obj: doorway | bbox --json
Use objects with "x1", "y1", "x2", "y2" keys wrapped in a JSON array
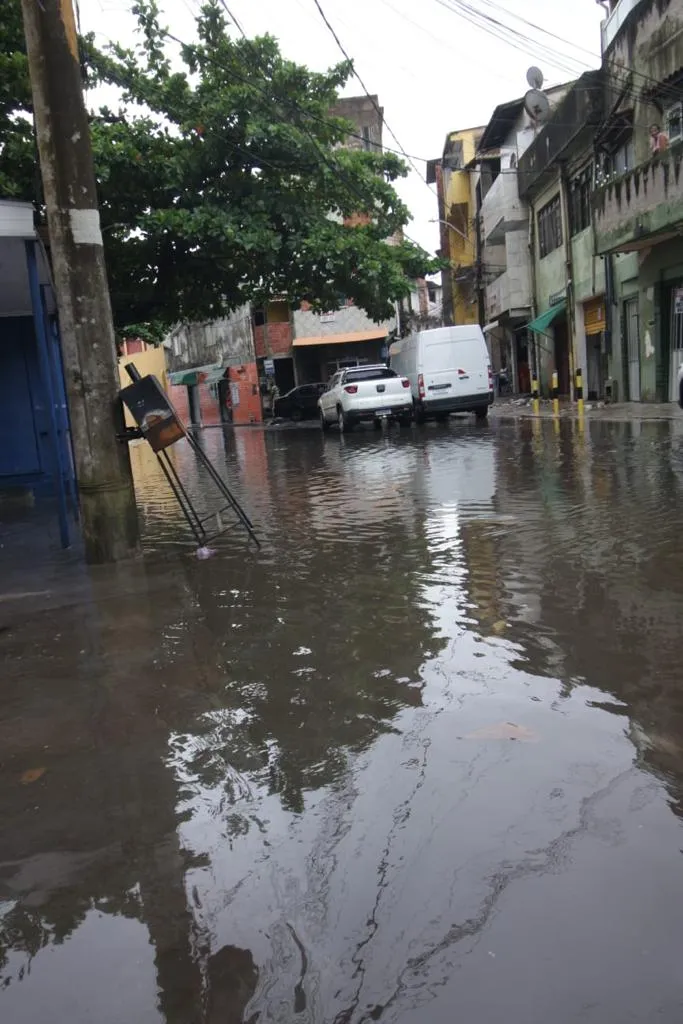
[
  {"x1": 624, "y1": 296, "x2": 640, "y2": 401},
  {"x1": 668, "y1": 284, "x2": 683, "y2": 403},
  {"x1": 586, "y1": 333, "x2": 606, "y2": 400}
]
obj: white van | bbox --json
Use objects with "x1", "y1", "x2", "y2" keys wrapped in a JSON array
[{"x1": 389, "y1": 325, "x2": 493, "y2": 422}]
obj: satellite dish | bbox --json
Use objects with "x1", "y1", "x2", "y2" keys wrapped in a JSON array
[
  {"x1": 527, "y1": 66, "x2": 544, "y2": 90},
  {"x1": 524, "y1": 89, "x2": 550, "y2": 123}
]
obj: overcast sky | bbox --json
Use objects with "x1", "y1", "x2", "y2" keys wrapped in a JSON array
[{"x1": 80, "y1": 0, "x2": 606, "y2": 254}]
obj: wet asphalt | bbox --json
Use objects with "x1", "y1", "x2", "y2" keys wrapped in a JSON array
[{"x1": 2, "y1": 416, "x2": 683, "y2": 1022}]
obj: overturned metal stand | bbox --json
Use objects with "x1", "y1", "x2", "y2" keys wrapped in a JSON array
[
  {"x1": 120, "y1": 364, "x2": 259, "y2": 549},
  {"x1": 157, "y1": 434, "x2": 259, "y2": 548}
]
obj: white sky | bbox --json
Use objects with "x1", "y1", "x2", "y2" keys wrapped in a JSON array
[{"x1": 79, "y1": 0, "x2": 605, "y2": 254}]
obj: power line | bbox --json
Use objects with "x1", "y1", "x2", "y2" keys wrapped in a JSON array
[
  {"x1": 429, "y1": 0, "x2": 587, "y2": 79},
  {"x1": 216, "y1": 0, "x2": 246, "y2": 37},
  {"x1": 310, "y1": 0, "x2": 438, "y2": 198}
]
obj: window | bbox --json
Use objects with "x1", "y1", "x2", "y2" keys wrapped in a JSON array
[
  {"x1": 344, "y1": 366, "x2": 397, "y2": 383},
  {"x1": 613, "y1": 137, "x2": 634, "y2": 174},
  {"x1": 537, "y1": 194, "x2": 563, "y2": 258},
  {"x1": 666, "y1": 103, "x2": 682, "y2": 143},
  {"x1": 569, "y1": 163, "x2": 593, "y2": 236}
]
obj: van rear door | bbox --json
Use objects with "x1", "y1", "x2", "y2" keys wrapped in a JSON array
[{"x1": 421, "y1": 332, "x2": 489, "y2": 404}]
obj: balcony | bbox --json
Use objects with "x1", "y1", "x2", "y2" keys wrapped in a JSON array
[
  {"x1": 593, "y1": 143, "x2": 683, "y2": 254},
  {"x1": 601, "y1": 0, "x2": 644, "y2": 53},
  {"x1": 485, "y1": 266, "x2": 532, "y2": 322},
  {"x1": 481, "y1": 171, "x2": 527, "y2": 245}
]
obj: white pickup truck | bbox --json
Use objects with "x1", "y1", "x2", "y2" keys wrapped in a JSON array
[{"x1": 318, "y1": 364, "x2": 414, "y2": 432}]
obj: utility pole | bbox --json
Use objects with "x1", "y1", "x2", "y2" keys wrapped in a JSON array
[{"x1": 21, "y1": 0, "x2": 139, "y2": 563}]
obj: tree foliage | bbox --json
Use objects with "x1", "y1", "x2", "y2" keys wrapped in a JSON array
[{"x1": 0, "y1": 0, "x2": 438, "y2": 332}]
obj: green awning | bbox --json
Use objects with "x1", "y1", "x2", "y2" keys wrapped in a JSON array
[
  {"x1": 527, "y1": 301, "x2": 567, "y2": 335},
  {"x1": 168, "y1": 363, "x2": 226, "y2": 386}
]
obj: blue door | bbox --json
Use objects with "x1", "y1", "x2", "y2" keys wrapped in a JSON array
[{"x1": 0, "y1": 318, "x2": 42, "y2": 480}]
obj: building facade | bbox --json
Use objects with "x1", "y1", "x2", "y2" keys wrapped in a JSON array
[
  {"x1": 290, "y1": 94, "x2": 397, "y2": 384},
  {"x1": 594, "y1": 0, "x2": 683, "y2": 402},
  {"x1": 166, "y1": 305, "x2": 263, "y2": 426},
  {"x1": 476, "y1": 85, "x2": 570, "y2": 393},
  {"x1": 428, "y1": 126, "x2": 484, "y2": 327}
]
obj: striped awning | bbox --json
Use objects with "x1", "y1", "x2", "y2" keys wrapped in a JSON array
[{"x1": 168, "y1": 363, "x2": 226, "y2": 386}]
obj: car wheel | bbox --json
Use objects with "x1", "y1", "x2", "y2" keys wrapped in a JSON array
[
  {"x1": 435, "y1": 413, "x2": 449, "y2": 424},
  {"x1": 337, "y1": 406, "x2": 352, "y2": 433},
  {"x1": 320, "y1": 409, "x2": 330, "y2": 432},
  {"x1": 399, "y1": 413, "x2": 412, "y2": 428},
  {"x1": 414, "y1": 406, "x2": 426, "y2": 425},
  {"x1": 475, "y1": 406, "x2": 488, "y2": 422}
]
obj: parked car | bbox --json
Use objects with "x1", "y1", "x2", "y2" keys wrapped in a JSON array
[
  {"x1": 390, "y1": 324, "x2": 493, "y2": 422},
  {"x1": 273, "y1": 382, "x2": 324, "y2": 420},
  {"x1": 678, "y1": 362, "x2": 683, "y2": 407},
  {"x1": 318, "y1": 365, "x2": 413, "y2": 432}
]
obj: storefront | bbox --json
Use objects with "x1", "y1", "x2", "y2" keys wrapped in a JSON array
[
  {"x1": 292, "y1": 330, "x2": 389, "y2": 384},
  {"x1": 583, "y1": 296, "x2": 607, "y2": 400}
]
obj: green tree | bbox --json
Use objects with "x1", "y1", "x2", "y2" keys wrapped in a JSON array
[{"x1": 0, "y1": 0, "x2": 438, "y2": 333}]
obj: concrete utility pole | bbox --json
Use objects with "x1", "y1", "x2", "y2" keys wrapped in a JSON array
[{"x1": 21, "y1": 0, "x2": 139, "y2": 563}]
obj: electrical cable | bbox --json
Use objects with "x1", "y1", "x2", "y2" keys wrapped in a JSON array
[{"x1": 310, "y1": 0, "x2": 438, "y2": 198}]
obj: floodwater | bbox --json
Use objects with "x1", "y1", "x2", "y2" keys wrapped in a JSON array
[{"x1": 3, "y1": 417, "x2": 683, "y2": 1023}]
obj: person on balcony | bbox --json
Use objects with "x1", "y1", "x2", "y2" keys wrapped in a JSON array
[{"x1": 650, "y1": 123, "x2": 669, "y2": 155}]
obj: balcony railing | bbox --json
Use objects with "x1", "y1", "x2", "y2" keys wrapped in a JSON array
[{"x1": 593, "y1": 142, "x2": 683, "y2": 254}]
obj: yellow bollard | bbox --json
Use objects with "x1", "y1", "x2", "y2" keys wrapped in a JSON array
[
  {"x1": 552, "y1": 370, "x2": 559, "y2": 418},
  {"x1": 575, "y1": 366, "x2": 584, "y2": 418},
  {"x1": 532, "y1": 375, "x2": 540, "y2": 416}
]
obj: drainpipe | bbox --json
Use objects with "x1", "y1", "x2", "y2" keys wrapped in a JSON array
[
  {"x1": 475, "y1": 205, "x2": 485, "y2": 328},
  {"x1": 559, "y1": 161, "x2": 576, "y2": 399},
  {"x1": 528, "y1": 199, "x2": 540, "y2": 387}
]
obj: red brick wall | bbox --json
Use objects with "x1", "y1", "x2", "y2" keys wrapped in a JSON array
[
  {"x1": 229, "y1": 363, "x2": 263, "y2": 425},
  {"x1": 254, "y1": 324, "x2": 266, "y2": 358},
  {"x1": 168, "y1": 383, "x2": 190, "y2": 426},
  {"x1": 198, "y1": 382, "x2": 221, "y2": 427},
  {"x1": 253, "y1": 322, "x2": 292, "y2": 358},
  {"x1": 267, "y1": 322, "x2": 292, "y2": 355}
]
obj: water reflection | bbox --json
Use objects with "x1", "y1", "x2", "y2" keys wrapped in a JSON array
[{"x1": 3, "y1": 419, "x2": 683, "y2": 1021}]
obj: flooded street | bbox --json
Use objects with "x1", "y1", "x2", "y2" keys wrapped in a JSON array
[{"x1": 3, "y1": 418, "x2": 683, "y2": 1022}]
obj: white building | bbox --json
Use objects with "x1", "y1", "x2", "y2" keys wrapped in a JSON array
[{"x1": 474, "y1": 85, "x2": 570, "y2": 392}]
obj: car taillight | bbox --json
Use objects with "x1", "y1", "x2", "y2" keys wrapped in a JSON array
[
  {"x1": 488, "y1": 365, "x2": 493, "y2": 390},
  {"x1": 344, "y1": 385, "x2": 358, "y2": 394},
  {"x1": 418, "y1": 373, "x2": 425, "y2": 399},
  {"x1": 401, "y1": 378, "x2": 411, "y2": 389}
]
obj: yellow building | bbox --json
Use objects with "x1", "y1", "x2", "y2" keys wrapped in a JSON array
[{"x1": 428, "y1": 126, "x2": 484, "y2": 326}]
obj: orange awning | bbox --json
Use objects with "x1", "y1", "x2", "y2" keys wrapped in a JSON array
[{"x1": 292, "y1": 330, "x2": 388, "y2": 348}]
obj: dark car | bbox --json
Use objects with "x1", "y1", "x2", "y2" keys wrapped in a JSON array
[{"x1": 273, "y1": 383, "x2": 324, "y2": 421}]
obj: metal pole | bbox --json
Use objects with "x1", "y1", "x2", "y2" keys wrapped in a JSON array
[
  {"x1": 20, "y1": 0, "x2": 139, "y2": 563},
  {"x1": 532, "y1": 373, "x2": 540, "y2": 416},
  {"x1": 576, "y1": 367, "x2": 585, "y2": 418}
]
